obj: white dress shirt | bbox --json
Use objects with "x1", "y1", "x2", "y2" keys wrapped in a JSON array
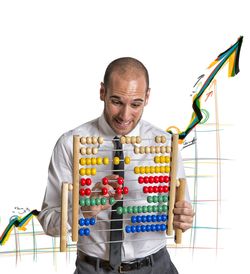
[{"x1": 38, "y1": 113, "x2": 186, "y2": 261}]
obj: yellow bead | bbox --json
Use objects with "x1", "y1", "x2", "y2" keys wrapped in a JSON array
[
  {"x1": 91, "y1": 158, "x2": 97, "y2": 165},
  {"x1": 98, "y1": 136, "x2": 104, "y2": 144},
  {"x1": 97, "y1": 157, "x2": 102, "y2": 165},
  {"x1": 86, "y1": 158, "x2": 92, "y2": 165},
  {"x1": 145, "y1": 146, "x2": 150, "y2": 154},
  {"x1": 155, "y1": 136, "x2": 161, "y2": 143},
  {"x1": 150, "y1": 146, "x2": 155, "y2": 154},
  {"x1": 165, "y1": 156, "x2": 170, "y2": 163},
  {"x1": 86, "y1": 168, "x2": 91, "y2": 176},
  {"x1": 161, "y1": 136, "x2": 167, "y2": 143},
  {"x1": 154, "y1": 156, "x2": 160, "y2": 163},
  {"x1": 91, "y1": 168, "x2": 96, "y2": 176},
  {"x1": 155, "y1": 166, "x2": 160, "y2": 173},
  {"x1": 160, "y1": 146, "x2": 166, "y2": 153},
  {"x1": 86, "y1": 147, "x2": 92, "y2": 155},
  {"x1": 80, "y1": 147, "x2": 86, "y2": 155},
  {"x1": 136, "y1": 136, "x2": 141, "y2": 144},
  {"x1": 165, "y1": 166, "x2": 170, "y2": 173},
  {"x1": 140, "y1": 166, "x2": 145, "y2": 174},
  {"x1": 145, "y1": 166, "x2": 150, "y2": 174},
  {"x1": 166, "y1": 146, "x2": 171, "y2": 153},
  {"x1": 139, "y1": 146, "x2": 145, "y2": 154},
  {"x1": 155, "y1": 146, "x2": 161, "y2": 153},
  {"x1": 160, "y1": 156, "x2": 165, "y2": 164},
  {"x1": 150, "y1": 166, "x2": 155, "y2": 173},
  {"x1": 80, "y1": 137, "x2": 86, "y2": 144},
  {"x1": 124, "y1": 156, "x2": 131, "y2": 164},
  {"x1": 92, "y1": 136, "x2": 98, "y2": 144},
  {"x1": 134, "y1": 146, "x2": 140, "y2": 154},
  {"x1": 79, "y1": 168, "x2": 85, "y2": 176},
  {"x1": 113, "y1": 156, "x2": 120, "y2": 165},
  {"x1": 134, "y1": 166, "x2": 140, "y2": 174},
  {"x1": 103, "y1": 157, "x2": 109, "y2": 165},
  {"x1": 160, "y1": 166, "x2": 165, "y2": 173},
  {"x1": 120, "y1": 136, "x2": 126, "y2": 144},
  {"x1": 131, "y1": 136, "x2": 136, "y2": 144},
  {"x1": 79, "y1": 158, "x2": 86, "y2": 166},
  {"x1": 92, "y1": 147, "x2": 98, "y2": 155},
  {"x1": 86, "y1": 137, "x2": 92, "y2": 144}
]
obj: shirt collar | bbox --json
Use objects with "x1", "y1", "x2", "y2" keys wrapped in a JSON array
[{"x1": 98, "y1": 112, "x2": 140, "y2": 138}]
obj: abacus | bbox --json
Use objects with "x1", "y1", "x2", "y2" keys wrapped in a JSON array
[{"x1": 60, "y1": 134, "x2": 186, "y2": 252}]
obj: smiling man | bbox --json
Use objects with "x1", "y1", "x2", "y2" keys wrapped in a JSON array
[{"x1": 38, "y1": 57, "x2": 194, "y2": 274}]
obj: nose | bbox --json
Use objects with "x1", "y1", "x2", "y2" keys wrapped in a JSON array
[{"x1": 119, "y1": 105, "x2": 131, "y2": 121}]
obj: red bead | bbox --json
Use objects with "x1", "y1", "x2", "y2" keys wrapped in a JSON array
[
  {"x1": 163, "y1": 186, "x2": 169, "y2": 193},
  {"x1": 164, "y1": 176, "x2": 170, "y2": 183},
  {"x1": 123, "y1": 186, "x2": 129, "y2": 194},
  {"x1": 85, "y1": 188, "x2": 91, "y2": 196},
  {"x1": 154, "y1": 176, "x2": 159, "y2": 183},
  {"x1": 143, "y1": 186, "x2": 149, "y2": 193},
  {"x1": 116, "y1": 187, "x2": 122, "y2": 195},
  {"x1": 79, "y1": 188, "x2": 85, "y2": 196},
  {"x1": 80, "y1": 178, "x2": 86, "y2": 186},
  {"x1": 158, "y1": 186, "x2": 163, "y2": 193},
  {"x1": 144, "y1": 176, "x2": 149, "y2": 183},
  {"x1": 148, "y1": 186, "x2": 153, "y2": 193},
  {"x1": 149, "y1": 176, "x2": 154, "y2": 184},
  {"x1": 153, "y1": 186, "x2": 158, "y2": 193},
  {"x1": 102, "y1": 177, "x2": 109, "y2": 185},
  {"x1": 102, "y1": 187, "x2": 108, "y2": 195},
  {"x1": 86, "y1": 178, "x2": 92, "y2": 186},
  {"x1": 138, "y1": 176, "x2": 144, "y2": 184},
  {"x1": 117, "y1": 177, "x2": 124, "y2": 185},
  {"x1": 159, "y1": 176, "x2": 164, "y2": 183}
]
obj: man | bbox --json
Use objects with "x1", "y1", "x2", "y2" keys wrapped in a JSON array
[{"x1": 38, "y1": 57, "x2": 194, "y2": 274}]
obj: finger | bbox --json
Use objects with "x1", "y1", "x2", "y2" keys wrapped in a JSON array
[
  {"x1": 173, "y1": 220, "x2": 193, "y2": 232},
  {"x1": 173, "y1": 207, "x2": 194, "y2": 217},
  {"x1": 175, "y1": 200, "x2": 192, "y2": 209},
  {"x1": 174, "y1": 214, "x2": 194, "y2": 224}
]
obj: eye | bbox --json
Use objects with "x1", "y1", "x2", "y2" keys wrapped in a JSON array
[
  {"x1": 111, "y1": 99, "x2": 122, "y2": 105},
  {"x1": 131, "y1": 102, "x2": 142, "y2": 108}
]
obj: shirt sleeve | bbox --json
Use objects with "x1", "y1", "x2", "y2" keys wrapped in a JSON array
[{"x1": 38, "y1": 134, "x2": 73, "y2": 237}]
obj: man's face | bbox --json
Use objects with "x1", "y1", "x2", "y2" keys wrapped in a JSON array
[{"x1": 100, "y1": 72, "x2": 150, "y2": 135}]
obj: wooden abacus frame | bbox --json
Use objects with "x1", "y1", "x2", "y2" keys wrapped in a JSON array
[{"x1": 60, "y1": 134, "x2": 186, "y2": 252}]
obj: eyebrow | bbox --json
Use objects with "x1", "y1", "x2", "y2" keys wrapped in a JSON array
[{"x1": 110, "y1": 96, "x2": 144, "y2": 102}]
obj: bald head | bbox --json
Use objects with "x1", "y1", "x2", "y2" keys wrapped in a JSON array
[{"x1": 103, "y1": 57, "x2": 149, "y2": 92}]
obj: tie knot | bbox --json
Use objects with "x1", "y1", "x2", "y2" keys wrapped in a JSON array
[{"x1": 113, "y1": 136, "x2": 122, "y2": 150}]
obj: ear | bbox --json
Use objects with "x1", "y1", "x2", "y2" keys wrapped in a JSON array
[
  {"x1": 144, "y1": 88, "x2": 151, "y2": 106},
  {"x1": 100, "y1": 82, "x2": 106, "y2": 101}
]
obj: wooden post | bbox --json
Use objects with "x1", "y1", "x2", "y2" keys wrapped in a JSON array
[
  {"x1": 60, "y1": 182, "x2": 69, "y2": 252},
  {"x1": 72, "y1": 135, "x2": 80, "y2": 242},
  {"x1": 175, "y1": 178, "x2": 186, "y2": 244},
  {"x1": 167, "y1": 134, "x2": 179, "y2": 236}
]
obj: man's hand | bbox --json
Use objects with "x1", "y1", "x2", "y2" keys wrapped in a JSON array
[{"x1": 173, "y1": 201, "x2": 194, "y2": 232}]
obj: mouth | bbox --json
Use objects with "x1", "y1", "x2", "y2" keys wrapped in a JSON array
[{"x1": 113, "y1": 118, "x2": 132, "y2": 130}]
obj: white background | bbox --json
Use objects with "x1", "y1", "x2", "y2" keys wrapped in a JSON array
[{"x1": 0, "y1": 0, "x2": 249, "y2": 273}]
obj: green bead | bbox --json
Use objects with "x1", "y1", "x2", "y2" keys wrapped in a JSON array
[
  {"x1": 153, "y1": 196, "x2": 158, "y2": 203},
  {"x1": 162, "y1": 205, "x2": 168, "y2": 212},
  {"x1": 101, "y1": 197, "x2": 107, "y2": 205},
  {"x1": 127, "y1": 206, "x2": 133, "y2": 213},
  {"x1": 158, "y1": 195, "x2": 163, "y2": 203},
  {"x1": 147, "y1": 196, "x2": 153, "y2": 203},
  {"x1": 85, "y1": 198, "x2": 91, "y2": 206},
  {"x1": 79, "y1": 198, "x2": 85, "y2": 206},
  {"x1": 132, "y1": 206, "x2": 138, "y2": 214},
  {"x1": 158, "y1": 205, "x2": 163, "y2": 212},
  {"x1": 109, "y1": 197, "x2": 115, "y2": 205},
  {"x1": 152, "y1": 205, "x2": 158, "y2": 212},
  {"x1": 147, "y1": 205, "x2": 152, "y2": 213},
  {"x1": 137, "y1": 206, "x2": 142, "y2": 213},
  {"x1": 90, "y1": 197, "x2": 96, "y2": 206},
  {"x1": 142, "y1": 206, "x2": 147, "y2": 213},
  {"x1": 117, "y1": 206, "x2": 123, "y2": 215},
  {"x1": 122, "y1": 207, "x2": 128, "y2": 214},
  {"x1": 163, "y1": 195, "x2": 168, "y2": 203},
  {"x1": 95, "y1": 198, "x2": 101, "y2": 206}
]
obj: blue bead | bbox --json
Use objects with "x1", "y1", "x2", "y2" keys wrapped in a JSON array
[
  {"x1": 136, "y1": 215, "x2": 142, "y2": 223},
  {"x1": 146, "y1": 215, "x2": 152, "y2": 222},
  {"x1": 141, "y1": 215, "x2": 147, "y2": 223},
  {"x1": 141, "y1": 225, "x2": 146, "y2": 232},
  {"x1": 146, "y1": 225, "x2": 151, "y2": 232},
  {"x1": 156, "y1": 224, "x2": 161, "y2": 231},
  {"x1": 79, "y1": 218, "x2": 85, "y2": 226},
  {"x1": 90, "y1": 218, "x2": 96, "y2": 225},
  {"x1": 161, "y1": 214, "x2": 167, "y2": 222},
  {"x1": 131, "y1": 216, "x2": 137, "y2": 223},
  {"x1": 157, "y1": 215, "x2": 162, "y2": 222},
  {"x1": 131, "y1": 225, "x2": 136, "y2": 233},
  {"x1": 84, "y1": 218, "x2": 90, "y2": 226},
  {"x1": 151, "y1": 215, "x2": 157, "y2": 222},
  {"x1": 136, "y1": 225, "x2": 141, "y2": 233},
  {"x1": 125, "y1": 225, "x2": 131, "y2": 233},
  {"x1": 151, "y1": 224, "x2": 156, "y2": 231},
  {"x1": 84, "y1": 228, "x2": 90, "y2": 236},
  {"x1": 160, "y1": 224, "x2": 167, "y2": 231},
  {"x1": 79, "y1": 228, "x2": 84, "y2": 236}
]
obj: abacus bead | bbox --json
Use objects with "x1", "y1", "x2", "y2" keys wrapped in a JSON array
[
  {"x1": 140, "y1": 166, "x2": 145, "y2": 174},
  {"x1": 148, "y1": 186, "x2": 153, "y2": 193},
  {"x1": 147, "y1": 196, "x2": 153, "y2": 203},
  {"x1": 164, "y1": 176, "x2": 170, "y2": 183},
  {"x1": 152, "y1": 215, "x2": 157, "y2": 222},
  {"x1": 80, "y1": 137, "x2": 86, "y2": 144},
  {"x1": 119, "y1": 136, "x2": 125, "y2": 144},
  {"x1": 155, "y1": 136, "x2": 161, "y2": 143},
  {"x1": 162, "y1": 205, "x2": 168, "y2": 212},
  {"x1": 146, "y1": 215, "x2": 152, "y2": 222},
  {"x1": 98, "y1": 136, "x2": 104, "y2": 144},
  {"x1": 113, "y1": 156, "x2": 120, "y2": 165},
  {"x1": 139, "y1": 146, "x2": 145, "y2": 154},
  {"x1": 102, "y1": 187, "x2": 108, "y2": 195},
  {"x1": 166, "y1": 146, "x2": 171, "y2": 153},
  {"x1": 92, "y1": 136, "x2": 98, "y2": 144},
  {"x1": 86, "y1": 178, "x2": 92, "y2": 186},
  {"x1": 162, "y1": 214, "x2": 167, "y2": 221},
  {"x1": 150, "y1": 146, "x2": 155, "y2": 153},
  {"x1": 158, "y1": 195, "x2": 163, "y2": 202},
  {"x1": 156, "y1": 224, "x2": 161, "y2": 231},
  {"x1": 150, "y1": 166, "x2": 155, "y2": 173},
  {"x1": 90, "y1": 218, "x2": 96, "y2": 225},
  {"x1": 147, "y1": 205, "x2": 152, "y2": 213},
  {"x1": 96, "y1": 198, "x2": 101, "y2": 205},
  {"x1": 143, "y1": 186, "x2": 149, "y2": 193},
  {"x1": 122, "y1": 207, "x2": 127, "y2": 214},
  {"x1": 117, "y1": 177, "x2": 124, "y2": 185},
  {"x1": 155, "y1": 166, "x2": 160, "y2": 173},
  {"x1": 134, "y1": 166, "x2": 140, "y2": 174},
  {"x1": 91, "y1": 158, "x2": 97, "y2": 165},
  {"x1": 155, "y1": 146, "x2": 161, "y2": 153},
  {"x1": 144, "y1": 176, "x2": 149, "y2": 183},
  {"x1": 160, "y1": 146, "x2": 166, "y2": 153},
  {"x1": 131, "y1": 225, "x2": 136, "y2": 233},
  {"x1": 103, "y1": 157, "x2": 109, "y2": 165},
  {"x1": 127, "y1": 206, "x2": 132, "y2": 213},
  {"x1": 79, "y1": 228, "x2": 85, "y2": 236},
  {"x1": 153, "y1": 196, "x2": 158, "y2": 203},
  {"x1": 165, "y1": 166, "x2": 170, "y2": 173},
  {"x1": 85, "y1": 168, "x2": 91, "y2": 176},
  {"x1": 84, "y1": 218, "x2": 90, "y2": 226},
  {"x1": 79, "y1": 218, "x2": 85, "y2": 226},
  {"x1": 92, "y1": 147, "x2": 98, "y2": 155},
  {"x1": 133, "y1": 206, "x2": 138, "y2": 214},
  {"x1": 159, "y1": 176, "x2": 164, "y2": 183},
  {"x1": 158, "y1": 185, "x2": 163, "y2": 192},
  {"x1": 84, "y1": 228, "x2": 90, "y2": 236},
  {"x1": 79, "y1": 168, "x2": 85, "y2": 176},
  {"x1": 137, "y1": 206, "x2": 142, "y2": 213},
  {"x1": 80, "y1": 158, "x2": 86, "y2": 166},
  {"x1": 160, "y1": 224, "x2": 167, "y2": 231},
  {"x1": 124, "y1": 156, "x2": 131, "y2": 164},
  {"x1": 85, "y1": 188, "x2": 91, "y2": 196},
  {"x1": 154, "y1": 156, "x2": 160, "y2": 163},
  {"x1": 160, "y1": 156, "x2": 165, "y2": 164},
  {"x1": 101, "y1": 197, "x2": 107, "y2": 205},
  {"x1": 151, "y1": 224, "x2": 156, "y2": 231},
  {"x1": 86, "y1": 147, "x2": 92, "y2": 155},
  {"x1": 161, "y1": 136, "x2": 167, "y2": 143},
  {"x1": 109, "y1": 197, "x2": 115, "y2": 205},
  {"x1": 163, "y1": 186, "x2": 169, "y2": 193},
  {"x1": 90, "y1": 198, "x2": 96, "y2": 206},
  {"x1": 145, "y1": 166, "x2": 151, "y2": 174},
  {"x1": 102, "y1": 177, "x2": 109, "y2": 185},
  {"x1": 97, "y1": 157, "x2": 102, "y2": 165},
  {"x1": 123, "y1": 187, "x2": 129, "y2": 194},
  {"x1": 142, "y1": 206, "x2": 147, "y2": 213},
  {"x1": 116, "y1": 187, "x2": 122, "y2": 195},
  {"x1": 160, "y1": 166, "x2": 165, "y2": 173},
  {"x1": 80, "y1": 178, "x2": 86, "y2": 186},
  {"x1": 79, "y1": 198, "x2": 85, "y2": 206},
  {"x1": 86, "y1": 137, "x2": 91, "y2": 144},
  {"x1": 134, "y1": 146, "x2": 140, "y2": 154},
  {"x1": 152, "y1": 206, "x2": 158, "y2": 212},
  {"x1": 149, "y1": 176, "x2": 154, "y2": 183},
  {"x1": 162, "y1": 196, "x2": 168, "y2": 202},
  {"x1": 126, "y1": 136, "x2": 131, "y2": 144},
  {"x1": 141, "y1": 225, "x2": 146, "y2": 232},
  {"x1": 138, "y1": 176, "x2": 144, "y2": 184},
  {"x1": 80, "y1": 147, "x2": 86, "y2": 155},
  {"x1": 145, "y1": 146, "x2": 151, "y2": 154},
  {"x1": 131, "y1": 136, "x2": 136, "y2": 144},
  {"x1": 131, "y1": 216, "x2": 137, "y2": 223},
  {"x1": 136, "y1": 215, "x2": 142, "y2": 223},
  {"x1": 79, "y1": 188, "x2": 85, "y2": 196},
  {"x1": 158, "y1": 205, "x2": 163, "y2": 212},
  {"x1": 86, "y1": 158, "x2": 91, "y2": 165},
  {"x1": 126, "y1": 225, "x2": 131, "y2": 233},
  {"x1": 91, "y1": 168, "x2": 96, "y2": 176},
  {"x1": 85, "y1": 198, "x2": 91, "y2": 206},
  {"x1": 165, "y1": 156, "x2": 170, "y2": 163},
  {"x1": 136, "y1": 136, "x2": 141, "y2": 144},
  {"x1": 136, "y1": 226, "x2": 141, "y2": 233},
  {"x1": 154, "y1": 176, "x2": 159, "y2": 183}
]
